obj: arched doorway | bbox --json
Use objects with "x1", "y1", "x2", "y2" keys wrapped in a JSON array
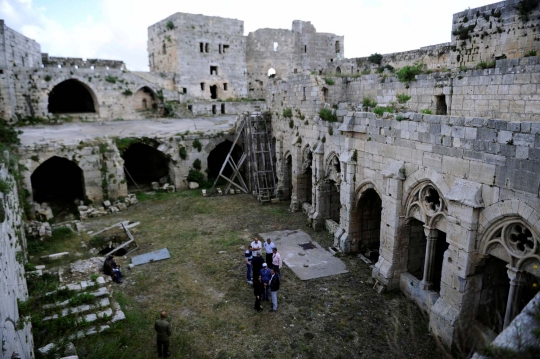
[
  {"x1": 48, "y1": 79, "x2": 96, "y2": 113},
  {"x1": 207, "y1": 140, "x2": 243, "y2": 184},
  {"x1": 122, "y1": 143, "x2": 170, "y2": 189},
  {"x1": 210, "y1": 85, "x2": 218, "y2": 100},
  {"x1": 355, "y1": 188, "x2": 382, "y2": 260},
  {"x1": 133, "y1": 87, "x2": 157, "y2": 111},
  {"x1": 30, "y1": 156, "x2": 85, "y2": 217},
  {"x1": 336, "y1": 66, "x2": 341, "y2": 74}
]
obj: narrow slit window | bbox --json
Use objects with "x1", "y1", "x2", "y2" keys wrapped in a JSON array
[
  {"x1": 205, "y1": 43, "x2": 209, "y2": 53},
  {"x1": 219, "y1": 44, "x2": 222, "y2": 54},
  {"x1": 200, "y1": 83, "x2": 205, "y2": 90},
  {"x1": 304, "y1": 45, "x2": 307, "y2": 53},
  {"x1": 182, "y1": 88, "x2": 187, "y2": 94},
  {"x1": 221, "y1": 103, "x2": 225, "y2": 114},
  {"x1": 223, "y1": 83, "x2": 228, "y2": 91},
  {"x1": 199, "y1": 43, "x2": 204, "y2": 53},
  {"x1": 273, "y1": 42, "x2": 279, "y2": 52},
  {"x1": 212, "y1": 104, "x2": 217, "y2": 114},
  {"x1": 223, "y1": 45, "x2": 229, "y2": 53}
]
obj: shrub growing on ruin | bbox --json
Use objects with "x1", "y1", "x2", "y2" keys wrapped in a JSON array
[
  {"x1": 452, "y1": 24, "x2": 477, "y2": 40},
  {"x1": 179, "y1": 146, "x2": 187, "y2": 160},
  {"x1": 368, "y1": 53, "x2": 383, "y2": 65},
  {"x1": 283, "y1": 108, "x2": 293, "y2": 118},
  {"x1": 105, "y1": 76, "x2": 118, "y2": 84},
  {"x1": 319, "y1": 108, "x2": 337, "y2": 122},
  {"x1": 324, "y1": 78, "x2": 335, "y2": 85},
  {"x1": 373, "y1": 106, "x2": 394, "y2": 116},
  {"x1": 193, "y1": 159, "x2": 202, "y2": 170},
  {"x1": 362, "y1": 97, "x2": 377, "y2": 108},
  {"x1": 421, "y1": 109, "x2": 433, "y2": 115},
  {"x1": 376, "y1": 64, "x2": 394, "y2": 74},
  {"x1": 165, "y1": 21, "x2": 175, "y2": 30},
  {"x1": 44, "y1": 75, "x2": 52, "y2": 82},
  {"x1": 0, "y1": 120, "x2": 22, "y2": 146},
  {"x1": 396, "y1": 94, "x2": 411, "y2": 104},
  {"x1": 289, "y1": 119, "x2": 294, "y2": 129},
  {"x1": 476, "y1": 61, "x2": 496, "y2": 69},
  {"x1": 122, "y1": 89, "x2": 133, "y2": 96},
  {"x1": 193, "y1": 138, "x2": 202, "y2": 152},
  {"x1": 187, "y1": 169, "x2": 204, "y2": 184},
  {"x1": 525, "y1": 50, "x2": 537, "y2": 57},
  {"x1": 395, "y1": 63, "x2": 424, "y2": 83}
]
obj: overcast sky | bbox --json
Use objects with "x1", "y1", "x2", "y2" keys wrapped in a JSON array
[{"x1": 1, "y1": 0, "x2": 494, "y2": 71}]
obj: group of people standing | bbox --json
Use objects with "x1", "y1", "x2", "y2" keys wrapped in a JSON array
[{"x1": 244, "y1": 237, "x2": 282, "y2": 312}]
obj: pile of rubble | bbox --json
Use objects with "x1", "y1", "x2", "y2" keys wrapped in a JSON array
[
  {"x1": 151, "y1": 181, "x2": 176, "y2": 192},
  {"x1": 25, "y1": 220, "x2": 52, "y2": 239},
  {"x1": 78, "y1": 194, "x2": 138, "y2": 220}
]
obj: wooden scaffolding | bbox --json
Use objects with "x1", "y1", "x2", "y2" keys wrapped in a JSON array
[{"x1": 210, "y1": 112, "x2": 277, "y2": 202}]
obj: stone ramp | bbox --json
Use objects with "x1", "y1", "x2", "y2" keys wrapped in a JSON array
[{"x1": 259, "y1": 230, "x2": 348, "y2": 280}]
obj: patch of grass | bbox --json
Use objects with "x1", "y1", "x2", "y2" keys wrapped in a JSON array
[
  {"x1": 373, "y1": 106, "x2": 394, "y2": 116},
  {"x1": 476, "y1": 60, "x2": 496, "y2": 69},
  {"x1": 27, "y1": 227, "x2": 79, "y2": 259},
  {"x1": 421, "y1": 109, "x2": 433, "y2": 115},
  {"x1": 319, "y1": 108, "x2": 337, "y2": 122},
  {"x1": 396, "y1": 93, "x2": 411, "y2": 104},
  {"x1": 283, "y1": 108, "x2": 293, "y2": 118},
  {"x1": 105, "y1": 76, "x2": 118, "y2": 84},
  {"x1": 525, "y1": 49, "x2": 538, "y2": 57},
  {"x1": 192, "y1": 138, "x2": 202, "y2": 152},
  {"x1": 363, "y1": 97, "x2": 377, "y2": 108},
  {"x1": 324, "y1": 77, "x2": 335, "y2": 85}
]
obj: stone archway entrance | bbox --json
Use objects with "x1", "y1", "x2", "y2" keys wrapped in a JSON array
[
  {"x1": 30, "y1": 156, "x2": 85, "y2": 218},
  {"x1": 133, "y1": 87, "x2": 157, "y2": 111},
  {"x1": 122, "y1": 143, "x2": 169, "y2": 189},
  {"x1": 207, "y1": 140, "x2": 243, "y2": 183},
  {"x1": 48, "y1": 79, "x2": 96, "y2": 113},
  {"x1": 355, "y1": 188, "x2": 382, "y2": 261}
]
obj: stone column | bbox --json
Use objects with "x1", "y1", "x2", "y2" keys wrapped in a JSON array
[
  {"x1": 289, "y1": 145, "x2": 302, "y2": 212},
  {"x1": 310, "y1": 142, "x2": 325, "y2": 230},
  {"x1": 420, "y1": 226, "x2": 438, "y2": 290},
  {"x1": 504, "y1": 266, "x2": 525, "y2": 329}
]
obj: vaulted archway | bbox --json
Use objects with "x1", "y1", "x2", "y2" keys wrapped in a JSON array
[
  {"x1": 30, "y1": 156, "x2": 85, "y2": 216},
  {"x1": 122, "y1": 143, "x2": 170, "y2": 189},
  {"x1": 48, "y1": 79, "x2": 96, "y2": 113}
]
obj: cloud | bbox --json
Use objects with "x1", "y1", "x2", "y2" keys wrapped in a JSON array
[{"x1": 2, "y1": 0, "x2": 495, "y2": 71}]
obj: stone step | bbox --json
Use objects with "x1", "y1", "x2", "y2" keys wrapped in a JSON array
[
  {"x1": 43, "y1": 298, "x2": 110, "y2": 321},
  {"x1": 42, "y1": 287, "x2": 110, "y2": 310}
]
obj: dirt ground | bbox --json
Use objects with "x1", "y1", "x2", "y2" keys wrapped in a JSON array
[{"x1": 69, "y1": 190, "x2": 452, "y2": 359}]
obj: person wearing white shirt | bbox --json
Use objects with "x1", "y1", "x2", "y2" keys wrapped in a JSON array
[
  {"x1": 250, "y1": 237, "x2": 262, "y2": 256},
  {"x1": 264, "y1": 238, "x2": 276, "y2": 267}
]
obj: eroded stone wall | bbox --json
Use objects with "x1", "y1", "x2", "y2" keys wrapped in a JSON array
[{"x1": 0, "y1": 152, "x2": 34, "y2": 359}]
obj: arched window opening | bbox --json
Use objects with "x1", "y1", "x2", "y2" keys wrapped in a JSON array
[
  {"x1": 31, "y1": 156, "x2": 85, "y2": 218},
  {"x1": 336, "y1": 66, "x2": 341, "y2": 74},
  {"x1": 355, "y1": 188, "x2": 382, "y2": 260},
  {"x1": 299, "y1": 149, "x2": 313, "y2": 205},
  {"x1": 48, "y1": 79, "x2": 96, "y2": 114},
  {"x1": 162, "y1": 42, "x2": 167, "y2": 55},
  {"x1": 122, "y1": 143, "x2": 170, "y2": 189},
  {"x1": 133, "y1": 87, "x2": 157, "y2": 111},
  {"x1": 407, "y1": 219, "x2": 427, "y2": 280},
  {"x1": 267, "y1": 68, "x2": 276, "y2": 78},
  {"x1": 207, "y1": 140, "x2": 243, "y2": 184}
]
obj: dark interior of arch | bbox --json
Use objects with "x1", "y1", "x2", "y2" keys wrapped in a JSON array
[
  {"x1": 48, "y1": 79, "x2": 96, "y2": 113},
  {"x1": 207, "y1": 140, "x2": 243, "y2": 182},
  {"x1": 31, "y1": 156, "x2": 85, "y2": 205},
  {"x1": 122, "y1": 143, "x2": 169, "y2": 187},
  {"x1": 357, "y1": 188, "x2": 382, "y2": 259}
]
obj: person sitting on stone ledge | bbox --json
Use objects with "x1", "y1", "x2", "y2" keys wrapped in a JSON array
[{"x1": 104, "y1": 255, "x2": 123, "y2": 283}]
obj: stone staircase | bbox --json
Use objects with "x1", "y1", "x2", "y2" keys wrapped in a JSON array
[{"x1": 37, "y1": 276, "x2": 126, "y2": 355}]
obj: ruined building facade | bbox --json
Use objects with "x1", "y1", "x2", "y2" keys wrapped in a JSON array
[{"x1": 1, "y1": 0, "x2": 540, "y2": 357}]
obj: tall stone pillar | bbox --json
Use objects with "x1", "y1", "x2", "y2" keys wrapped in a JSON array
[
  {"x1": 504, "y1": 266, "x2": 525, "y2": 329},
  {"x1": 289, "y1": 144, "x2": 303, "y2": 212},
  {"x1": 310, "y1": 142, "x2": 325, "y2": 230},
  {"x1": 420, "y1": 226, "x2": 438, "y2": 290}
]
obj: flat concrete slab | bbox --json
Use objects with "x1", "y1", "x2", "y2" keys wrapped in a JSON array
[
  {"x1": 131, "y1": 248, "x2": 171, "y2": 266},
  {"x1": 19, "y1": 116, "x2": 237, "y2": 145},
  {"x1": 259, "y1": 229, "x2": 348, "y2": 280}
]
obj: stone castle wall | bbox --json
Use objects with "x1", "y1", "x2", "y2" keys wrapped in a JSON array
[
  {"x1": 246, "y1": 21, "x2": 343, "y2": 99},
  {"x1": 148, "y1": 13, "x2": 248, "y2": 100},
  {"x1": 269, "y1": 55, "x2": 540, "y2": 122},
  {"x1": 0, "y1": 153, "x2": 34, "y2": 359}
]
